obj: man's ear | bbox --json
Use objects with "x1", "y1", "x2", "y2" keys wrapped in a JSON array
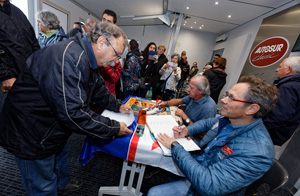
[
  {"x1": 96, "y1": 36, "x2": 106, "y2": 47},
  {"x1": 246, "y1": 104, "x2": 260, "y2": 116},
  {"x1": 288, "y1": 66, "x2": 294, "y2": 75}
]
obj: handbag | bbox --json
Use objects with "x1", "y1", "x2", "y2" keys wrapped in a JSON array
[
  {"x1": 139, "y1": 77, "x2": 146, "y2": 89},
  {"x1": 158, "y1": 71, "x2": 174, "y2": 94}
]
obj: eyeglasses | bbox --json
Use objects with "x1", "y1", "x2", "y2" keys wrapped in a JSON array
[
  {"x1": 105, "y1": 37, "x2": 121, "y2": 60},
  {"x1": 224, "y1": 91, "x2": 254, "y2": 104}
]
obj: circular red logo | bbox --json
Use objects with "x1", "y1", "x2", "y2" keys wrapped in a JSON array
[{"x1": 249, "y1": 36, "x2": 289, "y2": 68}]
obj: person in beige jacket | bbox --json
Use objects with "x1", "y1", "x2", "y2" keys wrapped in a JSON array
[{"x1": 159, "y1": 53, "x2": 181, "y2": 100}]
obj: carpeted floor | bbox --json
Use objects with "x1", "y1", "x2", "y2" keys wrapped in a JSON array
[{"x1": 0, "y1": 133, "x2": 292, "y2": 196}]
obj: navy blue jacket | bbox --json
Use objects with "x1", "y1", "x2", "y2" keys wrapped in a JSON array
[
  {"x1": 0, "y1": 34, "x2": 122, "y2": 160},
  {"x1": 263, "y1": 74, "x2": 300, "y2": 145}
]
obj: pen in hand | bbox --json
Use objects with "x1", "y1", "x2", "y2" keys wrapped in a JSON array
[{"x1": 177, "y1": 120, "x2": 181, "y2": 132}]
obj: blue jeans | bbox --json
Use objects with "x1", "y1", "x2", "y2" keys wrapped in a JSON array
[
  {"x1": 15, "y1": 143, "x2": 70, "y2": 196},
  {"x1": 147, "y1": 179, "x2": 191, "y2": 196}
]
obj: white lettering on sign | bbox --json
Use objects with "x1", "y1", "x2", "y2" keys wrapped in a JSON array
[
  {"x1": 254, "y1": 44, "x2": 284, "y2": 53},
  {"x1": 252, "y1": 53, "x2": 279, "y2": 62}
]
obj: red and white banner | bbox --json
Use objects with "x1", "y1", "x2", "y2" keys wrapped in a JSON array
[
  {"x1": 127, "y1": 126, "x2": 183, "y2": 176},
  {"x1": 249, "y1": 36, "x2": 289, "y2": 68}
]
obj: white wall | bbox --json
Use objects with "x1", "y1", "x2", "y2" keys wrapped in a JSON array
[
  {"x1": 175, "y1": 28, "x2": 218, "y2": 69},
  {"x1": 122, "y1": 25, "x2": 218, "y2": 68}
]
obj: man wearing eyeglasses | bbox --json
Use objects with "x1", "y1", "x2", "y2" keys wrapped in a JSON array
[
  {"x1": 157, "y1": 75, "x2": 216, "y2": 126},
  {"x1": 99, "y1": 9, "x2": 122, "y2": 97},
  {"x1": 148, "y1": 75, "x2": 278, "y2": 196},
  {"x1": 0, "y1": 22, "x2": 133, "y2": 196}
]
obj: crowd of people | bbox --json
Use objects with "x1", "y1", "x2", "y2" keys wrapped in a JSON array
[{"x1": 1, "y1": 1, "x2": 300, "y2": 195}]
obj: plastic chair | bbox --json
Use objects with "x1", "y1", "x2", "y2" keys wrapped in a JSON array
[{"x1": 244, "y1": 159, "x2": 289, "y2": 195}]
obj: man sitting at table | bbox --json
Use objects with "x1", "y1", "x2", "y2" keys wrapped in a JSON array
[
  {"x1": 149, "y1": 75, "x2": 278, "y2": 196},
  {"x1": 157, "y1": 75, "x2": 217, "y2": 125},
  {"x1": 0, "y1": 22, "x2": 133, "y2": 196}
]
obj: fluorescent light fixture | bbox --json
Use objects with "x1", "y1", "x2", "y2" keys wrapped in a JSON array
[
  {"x1": 186, "y1": 7, "x2": 189, "y2": 9},
  {"x1": 215, "y1": 2, "x2": 219, "y2": 5},
  {"x1": 120, "y1": 15, "x2": 135, "y2": 18},
  {"x1": 228, "y1": 15, "x2": 231, "y2": 18}
]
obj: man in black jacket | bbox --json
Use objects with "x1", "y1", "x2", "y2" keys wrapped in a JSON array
[
  {"x1": 0, "y1": 0, "x2": 40, "y2": 112},
  {"x1": 0, "y1": 22, "x2": 132, "y2": 196}
]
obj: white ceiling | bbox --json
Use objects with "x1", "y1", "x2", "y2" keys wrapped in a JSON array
[{"x1": 70, "y1": 0, "x2": 294, "y2": 35}]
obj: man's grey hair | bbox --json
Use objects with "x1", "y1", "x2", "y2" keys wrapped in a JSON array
[
  {"x1": 192, "y1": 75, "x2": 210, "y2": 96},
  {"x1": 283, "y1": 56, "x2": 300, "y2": 74},
  {"x1": 87, "y1": 22, "x2": 128, "y2": 49},
  {"x1": 36, "y1": 11, "x2": 60, "y2": 30},
  {"x1": 85, "y1": 18, "x2": 96, "y2": 29}
]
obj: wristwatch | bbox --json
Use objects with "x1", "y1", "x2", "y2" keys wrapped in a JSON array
[
  {"x1": 171, "y1": 141, "x2": 180, "y2": 150},
  {"x1": 185, "y1": 118, "x2": 190, "y2": 124}
]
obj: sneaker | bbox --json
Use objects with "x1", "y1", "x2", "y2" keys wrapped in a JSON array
[{"x1": 59, "y1": 179, "x2": 83, "y2": 192}]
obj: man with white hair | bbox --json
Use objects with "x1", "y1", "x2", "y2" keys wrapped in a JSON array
[
  {"x1": 157, "y1": 75, "x2": 217, "y2": 126},
  {"x1": 263, "y1": 56, "x2": 300, "y2": 158}
]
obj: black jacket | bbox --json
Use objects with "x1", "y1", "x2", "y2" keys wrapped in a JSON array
[
  {"x1": 204, "y1": 68, "x2": 227, "y2": 103},
  {"x1": 263, "y1": 74, "x2": 300, "y2": 145},
  {"x1": 0, "y1": 0, "x2": 40, "y2": 81},
  {"x1": 146, "y1": 53, "x2": 168, "y2": 84},
  {"x1": 0, "y1": 34, "x2": 122, "y2": 160}
]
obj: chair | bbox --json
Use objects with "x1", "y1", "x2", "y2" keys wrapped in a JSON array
[{"x1": 244, "y1": 159, "x2": 289, "y2": 196}]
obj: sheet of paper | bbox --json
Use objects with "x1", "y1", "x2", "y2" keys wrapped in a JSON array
[
  {"x1": 101, "y1": 109, "x2": 135, "y2": 127},
  {"x1": 147, "y1": 115, "x2": 200, "y2": 156}
]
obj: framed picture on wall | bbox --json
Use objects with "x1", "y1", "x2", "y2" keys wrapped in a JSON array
[{"x1": 291, "y1": 34, "x2": 300, "y2": 52}]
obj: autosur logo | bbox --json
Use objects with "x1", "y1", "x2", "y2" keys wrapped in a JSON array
[{"x1": 249, "y1": 36, "x2": 289, "y2": 68}]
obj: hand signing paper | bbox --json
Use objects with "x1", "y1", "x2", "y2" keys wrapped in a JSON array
[{"x1": 173, "y1": 125, "x2": 188, "y2": 139}]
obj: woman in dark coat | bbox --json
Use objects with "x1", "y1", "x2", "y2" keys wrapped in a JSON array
[{"x1": 204, "y1": 57, "x2": 227, "y2": 103}]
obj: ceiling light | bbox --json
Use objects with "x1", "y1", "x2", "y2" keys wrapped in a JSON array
[
  {"x1": 194, "y1": 22, "x2": 196, "y2": 24},
  {"x1": 202, "y1": 25, "x2": 204, "y2": 27},
  {"x1": 228, "y1": 15, "x2": 231, "y2": 18},
  {"x1": 215, "y1": 2, "x2": 219, "y2": 5},
  {"x1": 199, "y1": 27, "x2": 202, "y2": 29},
  {"x1": 185, "y1": 21, "x2": 187, "y2": 23},
  {"x1": 183, "y1": 23, "x2": 186, "y2": 26},
  {"x1": 186, "y1": 7, "x2": 189, "y2": 9},
  {"x1": 190, "y1": 26, "x2": 193, "y2": 28}
]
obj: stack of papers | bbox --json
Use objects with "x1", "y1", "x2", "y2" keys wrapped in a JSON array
[
  {"x1": 101, "y1": 109, "x2": 135, "y2": 127},
  {"x1": 147, "y1": 115, "x2": 200, "y2": 156}
]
